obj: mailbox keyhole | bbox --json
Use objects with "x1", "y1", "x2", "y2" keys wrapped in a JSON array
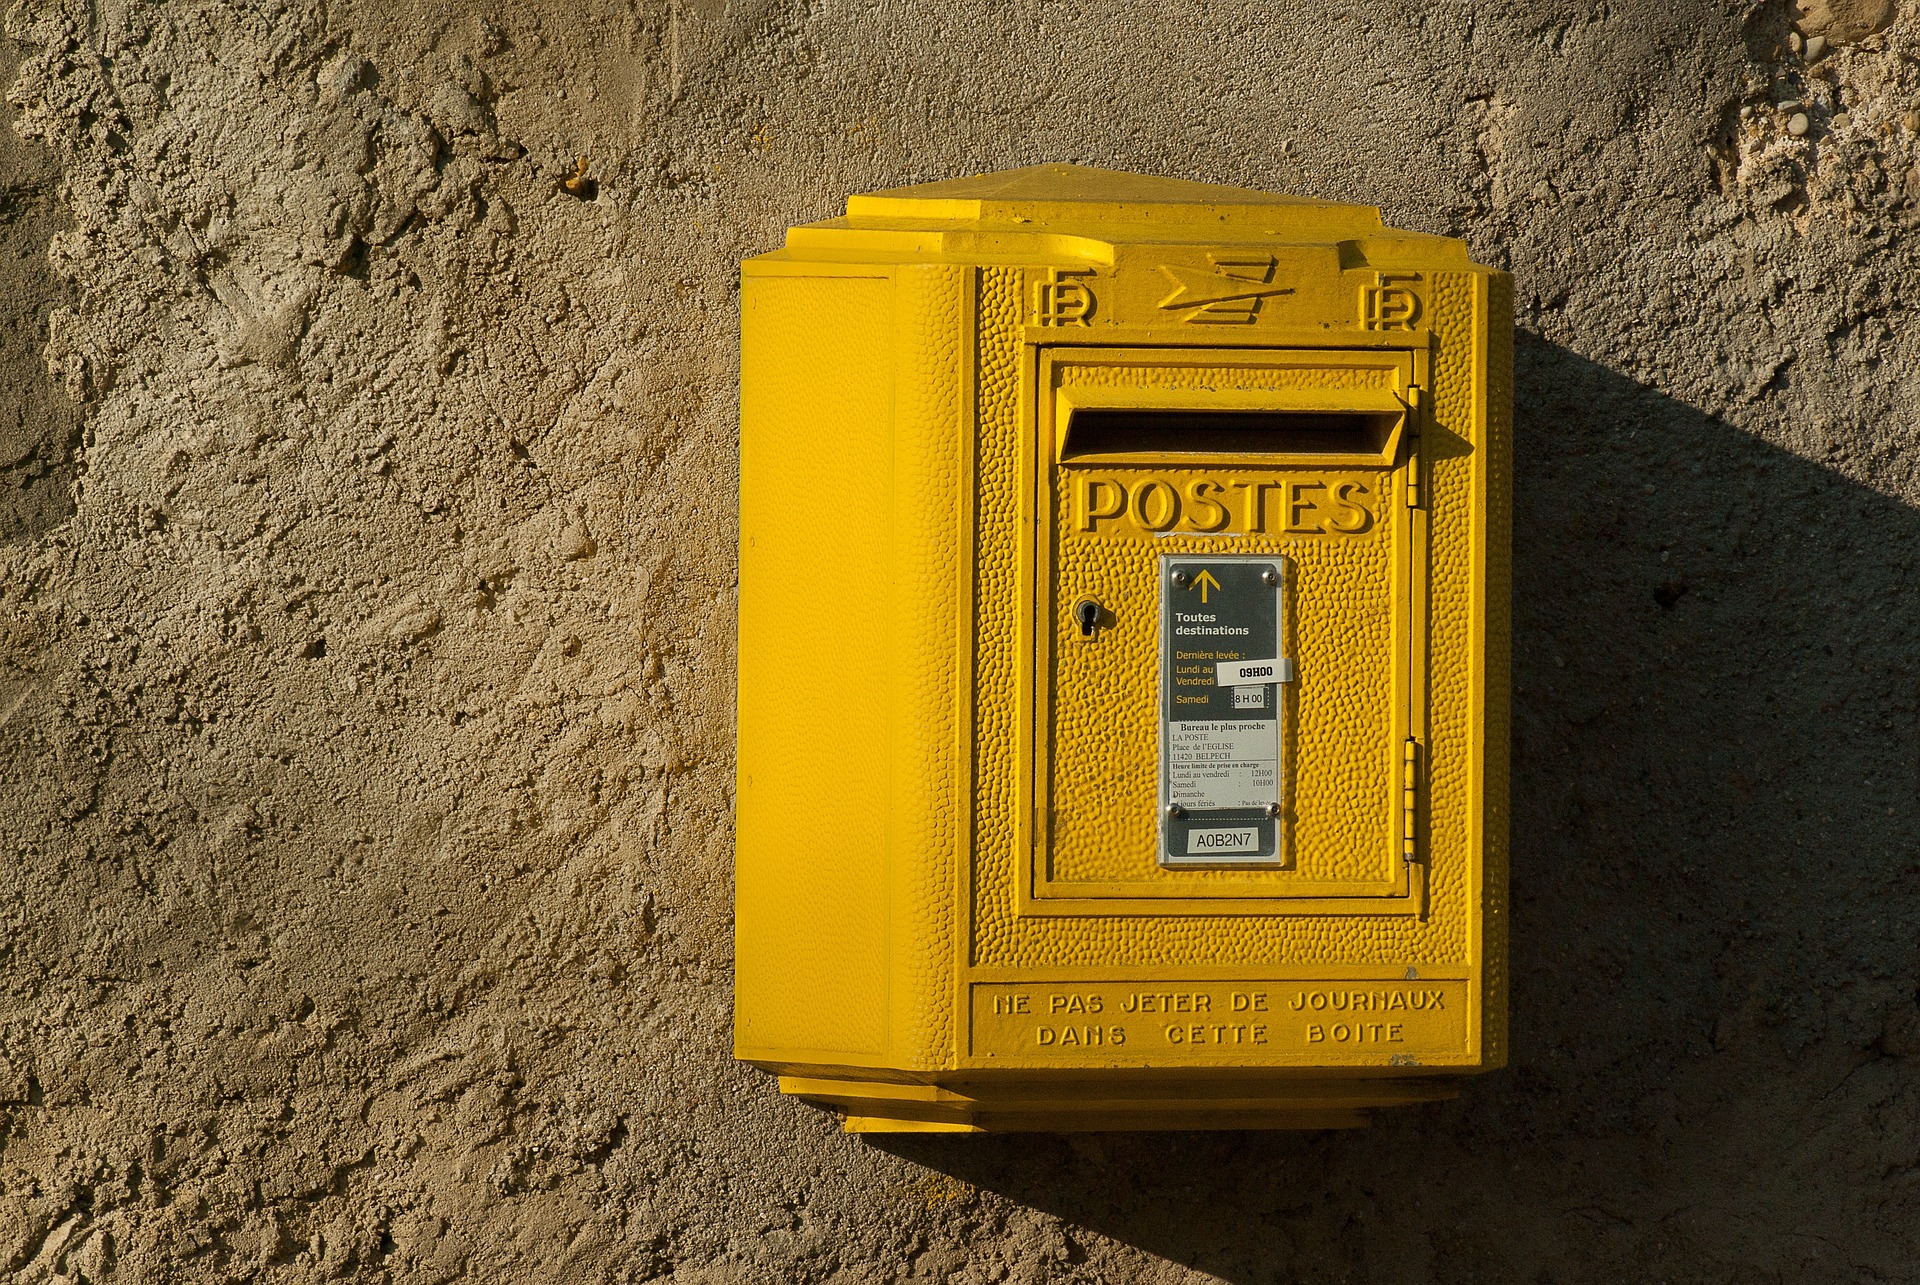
[{"x1": 1073, "y1": 599, "x2": 1102, "y2": 638}]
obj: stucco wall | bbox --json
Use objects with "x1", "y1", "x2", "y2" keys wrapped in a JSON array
[{"x1": 3, "y1": 1, "x2": 1919, "y2": 1281}]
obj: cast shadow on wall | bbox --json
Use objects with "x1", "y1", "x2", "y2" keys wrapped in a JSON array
[{"x1": 872, "y1": 331, "x2": 1920, "y2": 1280}]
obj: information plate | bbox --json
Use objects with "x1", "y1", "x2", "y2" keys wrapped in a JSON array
[{"x1": 1159, "y1": 555, "x2": 1289, "y2": 866}]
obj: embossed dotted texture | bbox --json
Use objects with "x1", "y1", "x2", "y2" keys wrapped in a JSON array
[
  {"x1": 1418, "y1": 270, "x2": 1479, "y2": 963},
  {"x1": 971, "y1": 270, "x2": 1490, "y2": 971},
  {"x1": 890, "y1": 266, "x2": 965, "y2": 1068},
  {"x1": 1045, "y1": 361, "x2": 1403, "y2": 894},
  {"x1": 969, "y1": 268, "x2": 1027, "y2": 969}
]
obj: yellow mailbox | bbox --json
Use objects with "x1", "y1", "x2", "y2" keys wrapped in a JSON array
[{"x1": 736, "y1": 165, "x2": 1511, "y2": 1131}]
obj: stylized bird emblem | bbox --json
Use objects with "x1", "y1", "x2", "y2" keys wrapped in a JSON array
[{"x1": 1157, "y1": 256, "x2": 1293, "y2": 323}]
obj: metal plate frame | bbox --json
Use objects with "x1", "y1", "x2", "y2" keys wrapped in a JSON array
[{"x1": 1157, "y1": 553, "x2": 1292, "y2": 869}]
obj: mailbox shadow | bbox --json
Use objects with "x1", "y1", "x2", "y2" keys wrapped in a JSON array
[{"x1": 872, "y1": 333, "x2": 1920, "y2": 1280}]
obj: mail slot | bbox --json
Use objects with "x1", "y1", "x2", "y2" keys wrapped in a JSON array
[
  {"x1": 1061, "y1": 407, "x2": 1402, "y2": 460},
  {"x1": 735, "y1": 164, "x2": 1511, "y2": 1131}
]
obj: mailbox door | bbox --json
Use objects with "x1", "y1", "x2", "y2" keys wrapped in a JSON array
[{"x1": 1030, "y1": 345, "x2": 1425, "y2": 911}]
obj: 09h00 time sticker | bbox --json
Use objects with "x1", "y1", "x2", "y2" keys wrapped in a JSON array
[{"x1": 1159, "y1": 555, "x2": 1292, "y2": 867}]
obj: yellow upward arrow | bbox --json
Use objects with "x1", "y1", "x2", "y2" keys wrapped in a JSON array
[{"x1": 1192, "y1": 569, "x2": 1222, "y2": 604}]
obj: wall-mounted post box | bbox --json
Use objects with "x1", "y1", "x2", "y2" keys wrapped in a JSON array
[{"x1": 736, "y1": 165, "x2": 1511, "y2": 1131}]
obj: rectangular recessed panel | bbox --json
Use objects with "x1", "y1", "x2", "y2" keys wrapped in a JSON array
[{"x1": 1036, "y1": 347, "x2": 1415, "y2": 904}]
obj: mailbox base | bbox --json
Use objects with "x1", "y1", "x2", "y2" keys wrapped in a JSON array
[{"x1": 772, "y1": 1071, "x2": 1460, "y2": 1133}]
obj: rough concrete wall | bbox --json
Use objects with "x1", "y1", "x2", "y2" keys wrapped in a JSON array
[
  {"x1": 0, "y1": 36, "x2": 79, "y2": 542},
  {"x1": 1, "y1": 0, "x2": 1919, "y2": 1280}
]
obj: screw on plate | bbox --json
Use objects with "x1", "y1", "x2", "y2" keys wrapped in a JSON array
[
  {"x1": 1171, "y1": 570, "x2": 1190, "y2": 587},
  {"x1": 1072, "y1": 598, "x2": 1101, "y2": 638},
  {"x1": 1265, "y1": 802, "x2": 1282, "y2": 819},
  {"x1": 1262, "y1": 568, "x2": 1280, "y2": 587},
  {"x1": 1165, "y1": 803, "x2": 1185, "y2": 819}
]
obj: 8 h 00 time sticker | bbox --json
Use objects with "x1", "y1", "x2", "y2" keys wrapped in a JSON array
[{"x1": 1159, "y1": 555, "x2": 1293, "y2": 867}]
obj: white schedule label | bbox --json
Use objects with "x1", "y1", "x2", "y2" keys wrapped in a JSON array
[{"x1": 1167, "y1": 720, "x2": 1280, "y2": 810}]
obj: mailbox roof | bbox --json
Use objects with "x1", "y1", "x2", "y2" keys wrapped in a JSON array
[
  {"x1": 846, "y1": 164, "x2": 1382, "y2": 238},
  {"x1": 760, "y1": 163, "x2": 1470, "y2": 268}
]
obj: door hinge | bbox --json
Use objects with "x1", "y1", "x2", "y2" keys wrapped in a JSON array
[
  {"x1": 1402, "y1": 737, "x2": 1419, "y2": 863},
  {"x1": 1404, "y1": 388, "x2": 1423, "y2": 508}
]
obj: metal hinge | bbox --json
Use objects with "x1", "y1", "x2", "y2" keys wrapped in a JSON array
[
  {"x1": 1401, "y1": 738, "x2": 1419, "y2": 863},
  {"x1": 1403, "y1": 388, "x2": 1423, "y2": 508}
]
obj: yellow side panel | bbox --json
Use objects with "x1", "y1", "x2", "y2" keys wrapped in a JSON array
[{"x1": 737, "y1": 274, "x2": 893, "y2": 1059}]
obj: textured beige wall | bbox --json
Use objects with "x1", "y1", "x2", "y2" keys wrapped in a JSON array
[{"x1": 4, "y1": 1, "x2": 1920, "y2": 1281}]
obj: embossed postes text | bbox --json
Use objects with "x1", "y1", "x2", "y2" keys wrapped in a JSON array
[{"x1": 1073, "y1": 474, "x2": 1375, "y2": 536}]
